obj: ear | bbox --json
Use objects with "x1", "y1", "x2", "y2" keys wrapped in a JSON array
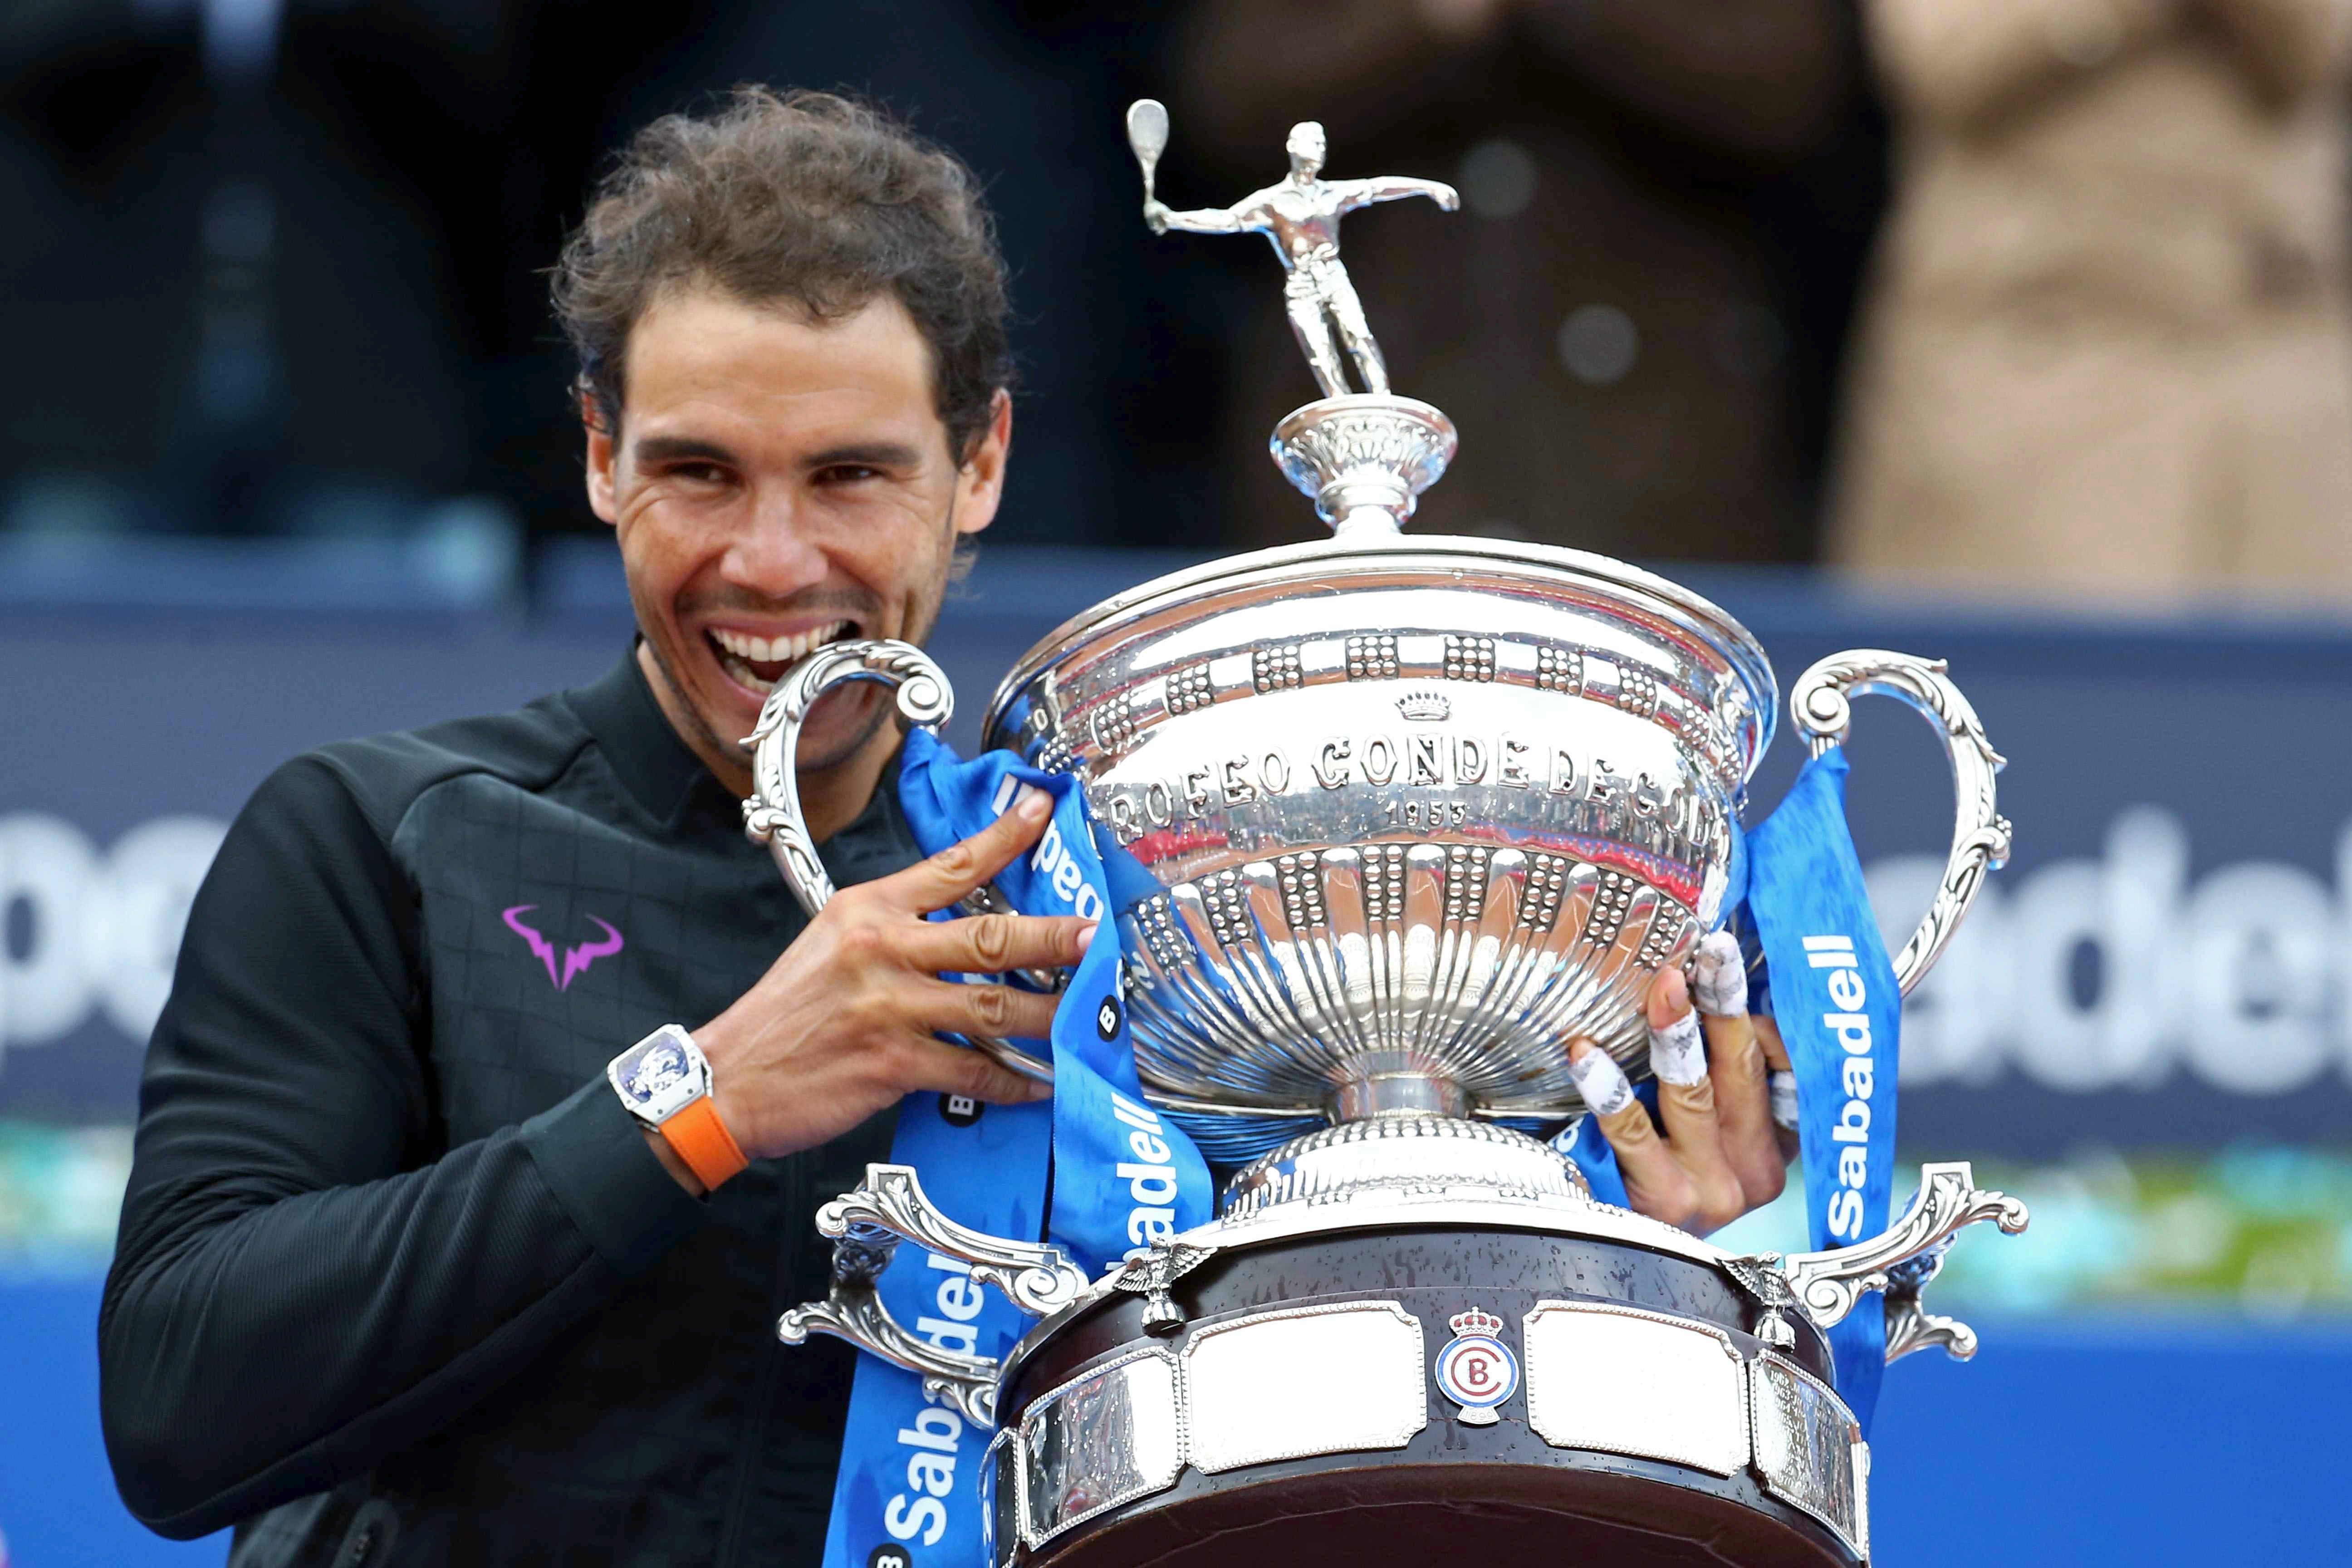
[
  {"x1": 583, "y1": 384, "x2": 619, "y2": 527},
  {"x1": 951, "y1": 389, "x2": 1014, "y2": 539}
]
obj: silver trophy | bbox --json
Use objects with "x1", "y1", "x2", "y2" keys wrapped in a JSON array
[{"x1": 745, "y1": 105, "x2": 2025, "y2": 1567}]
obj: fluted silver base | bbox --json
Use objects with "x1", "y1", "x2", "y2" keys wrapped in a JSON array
[
  {"x1": 1269, "y1": 393, "x2": 1456, "y2": 536},
  {"x1": 1220, "y1": 1115, "x2": 1592, "y2": 1220}
]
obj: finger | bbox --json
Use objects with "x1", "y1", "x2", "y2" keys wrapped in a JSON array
[
  {"x1": 1752, "y1": 1013, "x2": 1803, "y2": 1158},
  {"x1": 897, "y1": 1035, "x2": 1054, "y2": 1104},
  {"x1": 914, "y1": 976, "x2": 1064, "y2": 1044},
  {"x1": 888, "y1": 783, "x2": 1054, "y2": 912},
  {"x1": 1646, "y1": 968, "x2": 1710, "y2": 1088},
  {"x1": 1690, "y1": 932, "x2": 1779, "y2": 1196},
  {"x1": 1644, "y1": 970, "x2": 1745, "y2": 1231},
  {"x1": 1567, "y1": 1038, "x2": 1695, "y2": 1228},
  {"x1": 901, "y1": 912, "x2": 1097, "y2": 977},
  {"x1": 1701, "y1": 1005, "x2": 1784, "y2": 1207},
  {"x1": 1690, "y1": 930, "x2": 1748, "y2": 1017}
]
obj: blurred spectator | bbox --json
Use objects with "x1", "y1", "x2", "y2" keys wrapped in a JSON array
[
  {"x1": 1, "y1": 2, "x2": 1218, "y2": 552},
  {"x1": 1830, "y1": 0, "x2": 2352, "y2": 601},
  {"x1": 0, "y1": 0, "x2": 634, "y2": 543},
  {"x1": 1173, "y1": 0, "x2": 1860, "y2": 559},
  {"x1": 23, "y1": 6, "x2": 376, "y2": 523}
]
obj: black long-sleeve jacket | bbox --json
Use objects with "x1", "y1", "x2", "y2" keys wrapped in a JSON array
[{"x1": 99, "y1": 651, "x2": 920, "y2": 1566}]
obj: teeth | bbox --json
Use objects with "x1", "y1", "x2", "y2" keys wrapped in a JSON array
[
  {"x1": 710, "y1": 621, "x2": 849, "y2": 671},
  {"x1": 720, "y1": 653, "x2": 778, "y2": 695}
]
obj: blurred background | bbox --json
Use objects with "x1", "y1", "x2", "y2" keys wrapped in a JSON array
[{"x1": 4, "y1": 0, "x2": 2350, "y2": 1563}]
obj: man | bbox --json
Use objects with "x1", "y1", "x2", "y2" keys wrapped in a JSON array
[
  {"x1": 1145, "y1": 119, "x2": 1460, "y2": 397},
  {"x1": 100, "y1": 88, "x2": 1788, "y2": 1567}
]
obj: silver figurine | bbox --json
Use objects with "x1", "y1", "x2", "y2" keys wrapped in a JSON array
[
  {"x1": 1124, "y1": 101, "x2": 1465, "y2": 537},
  {"x1": 1130, "y1": 106, "x2": 1459, "y2": 398}
]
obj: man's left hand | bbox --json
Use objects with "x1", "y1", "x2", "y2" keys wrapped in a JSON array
[{"x1": 1564, "y1": 931, "x2": 1792, "y2": 1235}]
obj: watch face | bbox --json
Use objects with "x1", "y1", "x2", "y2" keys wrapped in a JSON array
[
  {"x1": 611, "y1": 1028, "x2": 705, "y2": 1122},
  {"x1": 624, "y1": 1042, "x2": 691, "y2": 1104}
]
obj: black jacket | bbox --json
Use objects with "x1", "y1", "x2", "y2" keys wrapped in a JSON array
[{"x1": 100, "y1": 651, "x2": 919, "y2": 1566}]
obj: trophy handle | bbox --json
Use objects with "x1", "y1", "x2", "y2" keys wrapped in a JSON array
[
  {"x1": 775, "y1": 1163, "x2": 1094, "y2": 1427},
  {"x1": 741, "y1": 640, "x2": 1058, "y2": 1084},
  {"x1": 1789, "y1": 650, "x2": 2013, "y2": 997},
  {"x1": 1763, "y1": 1162, "x2": 2029, "y2": 1359},
  {"x1": 1881, "y1": 1235, "x2": 1978, "y2": 1363}
]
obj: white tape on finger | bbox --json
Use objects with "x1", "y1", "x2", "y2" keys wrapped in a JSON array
[
  {"x1": 1768, "y1": 1070, "x2": 1799, "y2": 1132},
  {"x1": 1649, "y1": 1009, "x2": 1708, "y2": 1087},
  {"x1": 1691, "y1": 931, "x2": 1748, "y2": 1017},
  {"x1": 1568, "y1": 1048, "x2": 1636, "y2": 1117}
]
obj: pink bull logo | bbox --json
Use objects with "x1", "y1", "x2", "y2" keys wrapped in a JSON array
[{"x1": 501, "y1": 905, "x2": 624, "y2": 991}]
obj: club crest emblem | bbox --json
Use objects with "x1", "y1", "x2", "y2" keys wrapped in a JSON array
[{"x1": 1433, "y1": 1307, "x2": 1516, "y2": 1425}]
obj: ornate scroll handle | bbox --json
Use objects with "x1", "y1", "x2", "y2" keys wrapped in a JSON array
[
  {"x1": 744, "y1": 638, "x2": 954, "y2": 911},
  {"x1": 776, "y1": 1240, "x2": 1002, "y2": 1427},
  {"x1": 775, "y1": 1163, "x2": 1095, "y2": 1428},
  {"x1": 1764, "y1": 1162, "x2": 2028, "y2": 1354},
  {"x1": 1882, "y1": 1238, "x2": 1978, "y2": 1364},
  {"x1": 1790, "y1": 650, "x2": 2013, "y2": 997},
  {"x1": 740, "y1": 639, "x2": 1058, "y2": 1084}
]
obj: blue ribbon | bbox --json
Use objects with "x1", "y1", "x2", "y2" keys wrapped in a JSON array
[
  {"x1": 1744, "y1": 748, "x2": 1899, "y2": 1431},
  {"x1": 1555, "y1": 748, "x2": 1898, "y2": 1433},
  {"x1": 821, "y1": 734, "x2": 1215, "y2": 1568},
  {"x1": 819, "y1": 1094, "x2": 1047, "y2": 1568}
]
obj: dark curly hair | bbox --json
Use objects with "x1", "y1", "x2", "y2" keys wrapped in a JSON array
[{"x1": 553, "y1": 87, "x2": 1012, "y2": 459}]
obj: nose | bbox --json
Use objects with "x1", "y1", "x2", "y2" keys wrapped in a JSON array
[{"x1": 721, "y1": 486, "x2": 829, "y2": 598}]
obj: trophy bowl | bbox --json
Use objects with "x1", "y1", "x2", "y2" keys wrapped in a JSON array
[
  {"x1": 980, "y1": 533, "x2": 1770, "y2": 1160},
  {"x1": 751, "y1": 534, "x2": 2003, "y2": 1166}
]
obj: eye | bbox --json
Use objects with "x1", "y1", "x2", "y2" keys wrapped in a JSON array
[
  {"x1": 671, "y1": 462, "x2": 730, "y2": 485},
  {"x1": 813, "y1": 463, "x2": 884, "y2": 486}
]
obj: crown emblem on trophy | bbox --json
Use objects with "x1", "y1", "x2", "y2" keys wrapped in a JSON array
[
  {"x1": 1447, "y1": 1307, "x2": 1504, "y2": 1340},
  {"x1": 1396, "y1": 689, "x2": 1451, "y2": 723}
]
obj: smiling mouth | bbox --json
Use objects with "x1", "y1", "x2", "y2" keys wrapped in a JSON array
[{"x1": 707, "y1": 621, "x2": 856, "y2": 696}]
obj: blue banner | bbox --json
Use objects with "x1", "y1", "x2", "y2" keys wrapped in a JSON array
[
  {"x1": 896, "y1": 732, "x2": 1215, "y2": 1272},
  {"x1": 821, "y1": 735, "x2": 1215, "y2": 1568},
  {"x1": 1746, "y1": 748, "x2": 1900, "y2": 1430},
  {"x1": 820, "y1": 1093, "x2": 1047, "y2": 1568}
]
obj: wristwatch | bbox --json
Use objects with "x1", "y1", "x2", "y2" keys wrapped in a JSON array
[{"x1": 606, "y1": 1024, "x2": 748, "y2": 1191}]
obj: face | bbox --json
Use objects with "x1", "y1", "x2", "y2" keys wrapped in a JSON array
[
  {"x1": 1286, "y1": 122, "x2": 1326, "y2": 178},
  {"x1": 587, "y1": 287, "x2": 1008, "y2": 794}
]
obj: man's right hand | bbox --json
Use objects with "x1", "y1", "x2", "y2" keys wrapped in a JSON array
[{"x1": 686, "y1": 784, "x2": 1078, "y2": 1177}]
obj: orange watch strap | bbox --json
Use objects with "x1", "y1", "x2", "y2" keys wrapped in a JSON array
[{"x1": 660, "y1": 1094, "x2": 749, "y2": 1191}]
